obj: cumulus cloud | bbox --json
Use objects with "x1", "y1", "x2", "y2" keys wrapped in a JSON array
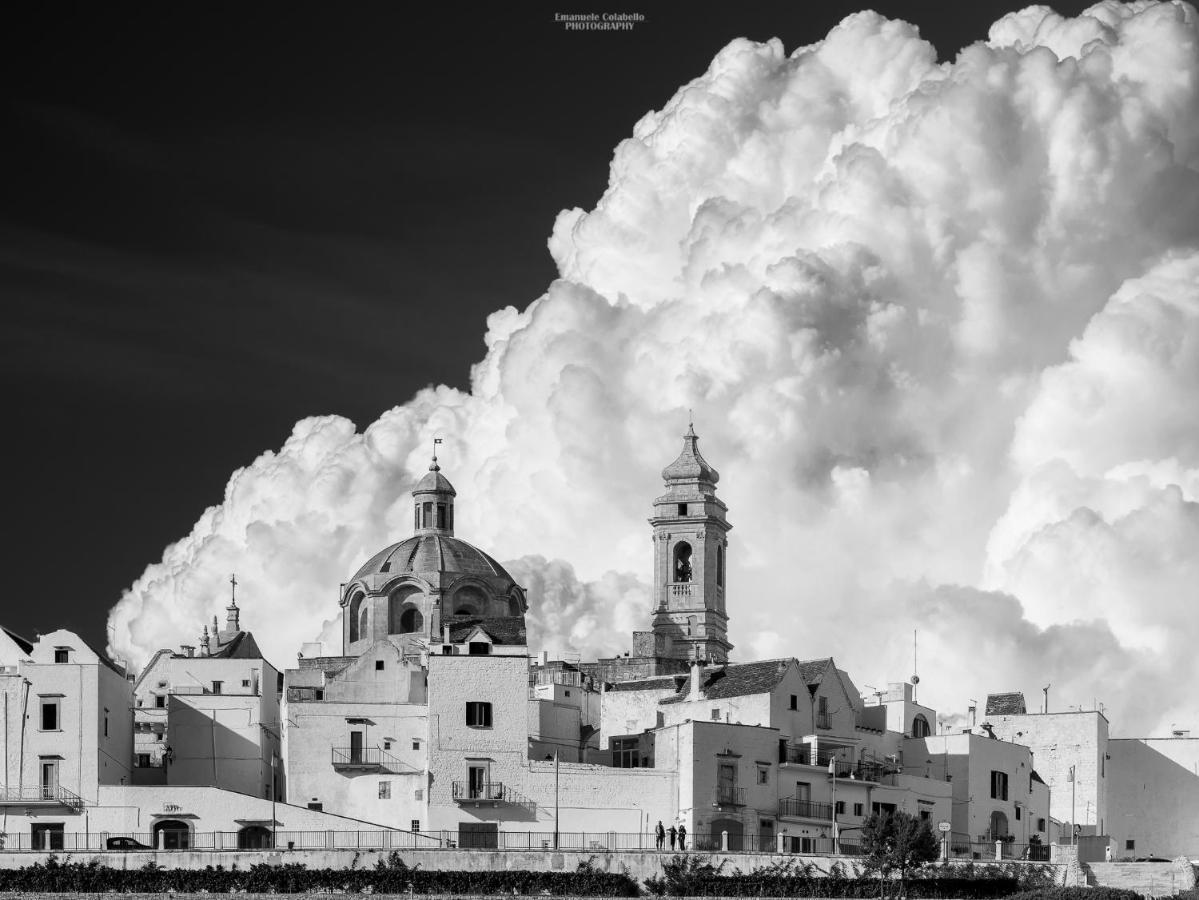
[{"x1": 109, "y1": 2, "x2": 1199, "y2": 737}]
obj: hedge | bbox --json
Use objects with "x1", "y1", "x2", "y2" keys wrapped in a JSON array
[{"x1": 0, "y1": 854, "x2": 641, "y2": 896}]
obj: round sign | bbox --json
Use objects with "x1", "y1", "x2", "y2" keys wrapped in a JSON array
[{"x1": 937, "y1": 821, "x2": 951, "y2": 833}]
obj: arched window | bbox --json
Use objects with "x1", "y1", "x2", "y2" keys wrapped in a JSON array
[
  {"x1": 414, "y1": 504, "x2": 420, "y2": 531},
  {"x1": 358, "y1": 604, "x2": 369, "y2": 643},
  {"x1": 716, "y1": 545, "x2": 724, "y2": 588},
  {"x1": 237, "y1": 825, "x2": 273, "y2": 849},
  {"x1": 507, "y1": 594, "x2": 523, "y2": 616},
  {"x1": 673, "y1": 542, "x2": 693, "y2": 583},
  {"x1": 348, "y1": 592, "x2": 365, "y2": 643},
  {"x1": 911, "y1": 714, "x2": 931, "y2": 738},
  {"x1": 399, "y1": 607, "x2": 423, "y2": 634},
  {"x1": 388, "y1": 586, "x2": 421, "y2": 634},
  {"x1": 422, "y1": 502, "x2": 432, "y2": 528},
  {"x1": 453, "y1": 586, "x2": 487, "y2": 618}
]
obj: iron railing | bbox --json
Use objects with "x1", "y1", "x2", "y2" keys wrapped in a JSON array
[
  {"x1": 330, "y1": 747, "x2": 404, "y2": 771},
  {"x1": 778, "y1": 797, "x2": 835, "y2": 820},
  {"x1": 451, "y1": 780, "x2": 507, "y2": 802},
  {"x1": 0, "y1": 785, "x2": 84, "y2": 811},
  {"x1": 715, "y1": 785, "x2": 746, "y2": 806}
]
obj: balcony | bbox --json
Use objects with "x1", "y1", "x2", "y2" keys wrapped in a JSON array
[
  {"x1": 714, "y1": 786, "x2": 745, "y2": 808},
  {"x1": 778, "y1": 798, "x2": 833, "y2": 821},
  {"x1": 331, "y1": 747, "x2": 404, "y2": 773},
  {"x1": 452, "y1": 781, "x2": 509, "y2": 805},
  {"x1": 0, "y1": 785, "x2": 85, "y2": 812}
]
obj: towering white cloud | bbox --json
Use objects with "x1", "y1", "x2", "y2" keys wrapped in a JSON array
[{"x1": 109, "y1": 1, "x2": 1199, "y2": 737}]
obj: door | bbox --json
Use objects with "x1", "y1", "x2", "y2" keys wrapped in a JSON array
[
  {"x1": 349, "y1": 730, "x2": 364, "y2": 764},
  {"x1": 459, "y1": 821, "x2": 498, "y2": 849},
  {"x1": 759, "y1": 819, "x2": 774, "y2": 853},
  {"x1": 153, "y1": 819, "x2": 190, "y2": 850},
  {"x1": 40, "y1": 760, "x2": 59, "y2": 799},
  {"x1": 468, "y1": 765, "x2": 487, "y2": 799},
  {"x1": 31, "y1": 823, "x2": 64, "y2": 850},
  {"x1": 717, "y1": 763, "x2": 737, "y2": 805}
]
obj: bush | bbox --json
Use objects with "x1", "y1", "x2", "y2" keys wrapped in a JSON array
[{"x1": 1004, "y1": 889, "x2": 1145, "y2": 900}]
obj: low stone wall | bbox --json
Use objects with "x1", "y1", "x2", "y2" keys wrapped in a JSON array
[{"x1": 0, "y1": 846, "x2": 1063, "y2": 888}]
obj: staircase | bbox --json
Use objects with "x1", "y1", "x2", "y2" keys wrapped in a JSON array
[{"x1": 1084, "y1": 862, "x2": 1195, "y2": 898}]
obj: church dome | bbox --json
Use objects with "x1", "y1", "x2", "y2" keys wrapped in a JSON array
[
  {"x1": 351, "y1": 534, "x2": 514, "y2": 583},
  {"x1": 662, "y1": 424, "x2": 720, "y2": 485},
  {"x1": 413, "y1": 466, "x2": 456, "y2": 496}
]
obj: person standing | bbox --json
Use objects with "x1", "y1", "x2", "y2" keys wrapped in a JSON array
[
  {"x1": 656, "y1": 820, "x2": 665, "y2": 851},
  {"x1": 678, "y1": 824, "x2": 687, "y2": 851},
  {"x1": 668, "y1": 825, "x2": 677, "y2": 850}
]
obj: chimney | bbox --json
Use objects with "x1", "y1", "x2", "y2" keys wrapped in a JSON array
[
  {"x1": 180, "y1": 645, "x2": 195, "y2": 658},
  {"x1": 688, "y1": 659, "x2": 704, "y2": 702},
  {"x1": 539, "y1": 650, "x2": 549, "y2": 666},
  {"x1": 968, "y1": 703, "x2": 977, "y2": 727}
]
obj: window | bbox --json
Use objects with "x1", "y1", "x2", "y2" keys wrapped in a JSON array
[
  {"x1": 241, "y1": 679, "x2": 251, "y2": 688},
  {"x1": 990, "y1": 770, "x2": 1009, "y2": 801},
  {"x1": 136, "y1": 753, "x2": 152, "y2": 768},
  {"x1": 911, "y1": 714, "x2": 931, "y2": 738},
  {"x1": 415, "y1": 789, "x2": 424, "y2": 801},
  {"x1": 308, "y1": 802, "x2": 323, "y2": 812},
  {"x1": 315, "y1": 689, "x2": 324, "y2": 700},
  {"x1": 414, "y1": 504, "x2": 420, "y2": 530},
  {"x1": 757, "y1": 766, "x2": 769, "y2": 785},
  {"x1": 155, "y1": 695, "x2": 166, "y2": 708},
  {"x1": 835, "y1": 800, "x2": 846, "y2": 815},
  {"x1": 468, "y1": 642, "x2": 491, "y2": 655},
  {"x1": 1015, "y1": 805, "x2": 1022, "y2": 820},
  {"x1": 375, "y1": 660, "x2": 385, "y2": 671},
  {"x1": 612, "y1": 738, "x2": 640, "y2": 768},
  {"x1": 104, "y1": 710, "x2": 109, "y2": 737},
  {"x1": 378, "y1": 781, "x2": 391, "y2": 799},
  {"x1": 853, "y1": 803, "x2": 864, "y2": 817},
  {"x1": 411, "y1": 820, "x2": 421, "y2": 833},
  {"x1": 711, "y1": 708, "x2": 721, "y2": 721},
  {"x1": 716, "y1": 545, "x2": 724, "y2": 587},
  {"x1": 817, "y1": 696, "x2": 830, "y2": 729},
  {"x1": 673, "y1": 542, "x2": 693, "y2": 582},
  {"x1": 422, "y1": 501, "x2": 432, "y2": 527},
  {"x1": 790, "y1": 694, "x2": 798, "y2": 711},
  {"x1": 437, "y1": 503, "x2": 447, "y2": 528},
  {"x1": 677, "y1": 503, "x2": 687, "y2": 516},
  {"x1": 211, "y1": 681, "x2": 223, "y2": 695},
  {"x1": 919, "y1": 808, "x2": 932, "y2": 821},
  {"x1": 40, "y1": 700, "x2": 59, "y2": 731},
  {"x1": 564, "y1": 690, "x2": 571, "y2": 698},
  {"x1": 53, "y1": 648, "x2": 69, "y2": 664},
  {"x1": 466, "y1": 701, "x2": 493, "y2": 728},
  {"x1": 383, "y1": 740, "x2": 392, "y2": 750},
  {"x1": 412, "y1": 739, "x2": 421, "y2": 751},
  {"x1": 1125, "y1": 839, "x2": 1135, "y2": 851},
  {"x1": 1037, "y1": 818, "x2": 1047, "y2": 832},
  {"x1": 872, "y1": 801, "x2": 897, "y2": 816}
]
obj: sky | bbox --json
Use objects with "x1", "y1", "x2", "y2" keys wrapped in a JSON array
[{"x1": 4, "y1": 1, "x2": 1198, "y2": 737}]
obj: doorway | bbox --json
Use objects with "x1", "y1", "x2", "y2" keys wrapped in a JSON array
[{"x1": 153, "y1": 819, "x2": 191, "y2": 850}]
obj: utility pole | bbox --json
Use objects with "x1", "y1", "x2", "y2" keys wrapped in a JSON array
[
  {"x1": 554, "y1": 750, "x2": 560, "y2": 850},
  {"x1": 829, "y1": 755, "x2": 839, "y2": 854},
  {"x1": 1069, "y1": 765, "x2": 1076, "y2": 846}
]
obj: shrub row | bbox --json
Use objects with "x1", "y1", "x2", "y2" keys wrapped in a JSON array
[
  {"x1": 1004, "y1": 889, "x2": 1146, "y2": 900},
  {"x1": 0, "y1": 854, "x2": 641, "y2": 896},
  {"x1": 644, "y1": 873, "x2": 1023, "y2": 897}
]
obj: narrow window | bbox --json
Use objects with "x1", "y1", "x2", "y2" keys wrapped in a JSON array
[
  {"x1": 378, "y1": 781, "x2": 391, "y2": 799},
  {"x1": 411, "y1": 820, "x2": 421, "y2": 832},
  {"x1": 853, "y1": 803, "x2": 864, "y2": 817},
  {"x1": 673, "y1": 542, "x2": 693, "y2": 582},
  {"x1": 155, "y1": 695, "x2": 166, "y2": 708},
  {"x1": 314, "y1": 689, "x2": 324, "y2": 700},
  {"x1": 437, "y1": 503, "x2": 447, "y2": 528},
  {"x1": 466, "y1": 701, "x2": 493, "y2": 728},
  {"x1": 422, "y1": 501, "x2": 432, "y2": 527},
  {"x1": 1015, "y1": 806, "x2": 1022, "y2": 820},
  {"x1": 211, "y1": 681, "x2": 223, "y2": 695},
  {"x1": 53, "y1": 648, "x2": 69, "y2": 664},
  {"x1": 817, "y1": 696, "x2": 830, "y2": 729},
  {"x1": 677, "y1": 503, "x2": 687, "y2": 516},
  {"x1": 1038, "y1": 818, "x2": 1046, "y2": 831},
  {"x1": 447, "y1": 504, "x2": 454, "y2": 530},
  {"x1": 990, "y1": 770, "x2": 1008, "y2": 800},
  {"x1": 716, "y1": 545, "x2": 724, "y2": 587},
  {"x1": 412, "y1": 739, "x2": 421, "y2": 751},
  {"x1": 104, "y1": 710, "x2": 109, "y2": 737},
  {"x1": 757, "y1": 766, "x2": 769, "y2": 785},
  {"x1": 835, "y1": 800, "x2": 846, "y2": 815},
  {"x1": 136, "y1": 753, "x2": 151, "y2": 768},
  {"x1": 414, "y1": 504, "x2": 420, "y2": 531},
  {"x1": 40, "y1": 700, "x2": 59, "y2": 731},
  {"x1": 789, "y1": 694, "x2": 798, "y2": 711}
]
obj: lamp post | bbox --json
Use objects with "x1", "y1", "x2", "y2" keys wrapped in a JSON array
[
  {"x1": 553, "y1": 750, "x2": 560, "y2": 850},
  {"x1": 1069, "y1": 765, "x2": 1076, "y2": 846},
  {"x1": 271, "y1": 753, "x2": 278, "y2": 850},
  {"x1": 829, "y1": 756, "x2": 839, "y2": 855}
]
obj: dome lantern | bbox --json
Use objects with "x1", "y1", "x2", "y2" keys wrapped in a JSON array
[{"x1": 412, "y1": 445, "x2": 457, "y2": 537}]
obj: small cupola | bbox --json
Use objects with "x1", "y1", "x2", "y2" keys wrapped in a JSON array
[
  {"x1": 413, "y1": 450, "x2": 457, "y2": 537},
  {"x1": 662, "y1": 423, "x2": 720, "y2": 496}
]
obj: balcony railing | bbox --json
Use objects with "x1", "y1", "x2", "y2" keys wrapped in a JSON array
[
  {"x1": 778, "y1": 746, "x2": 889, "y2": 782},
  {"x1": 452, "y1": 781, "x2": 508, "y2": 803},
  {"x1": 778, "y1": 797, "x2": 834, "y2": 820},
  {"x1": 714, "y1": 786, "x2": 745, "y2": 807},
  {"x1": 330, "y1": 747, "x2": 403, "y2": 772},
  {"x1": 0, "y1": 785, "x2": 84, "y2": 811}
]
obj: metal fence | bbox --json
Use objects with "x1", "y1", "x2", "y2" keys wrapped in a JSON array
[{"x1": 0, "y1": 828, "x2": 1057, "y2": 860}]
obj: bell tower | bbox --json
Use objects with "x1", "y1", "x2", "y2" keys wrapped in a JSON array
[{"x1": 649, "y1": 424, "x2": 732, "y2": 663}]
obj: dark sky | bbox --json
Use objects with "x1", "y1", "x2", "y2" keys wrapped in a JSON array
[{"x1": 0, "y1": 1, "x2": 1096, "y2": 655}]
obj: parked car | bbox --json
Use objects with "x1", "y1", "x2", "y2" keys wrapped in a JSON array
[{"x1": 106, "y1": 836, "x2": 151, "y2": 850}]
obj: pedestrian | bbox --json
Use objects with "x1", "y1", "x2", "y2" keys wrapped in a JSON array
[
  {"x1": 655, "y1": 820, "x2": 665, "y2": 851},
  {"x1": 678, "y1": 824, "x2": 687, "y2": 851},
  {"x1": 1105, "y1": 844, "x2": 1113, "y2": 862},
  {"x1": 668, "y1": 825, "x2": 677, "y2": 850}
]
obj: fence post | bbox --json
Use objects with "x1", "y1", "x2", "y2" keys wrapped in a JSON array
[
  {"x1": 995, "y1": 840, "x2": 1002, "y2": 861},
  {"x1": 721, "y1": 831, "x2": 729, "y2": 852}
]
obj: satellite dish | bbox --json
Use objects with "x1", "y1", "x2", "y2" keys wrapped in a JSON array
[{"x1": 911, "y1": 674, "x2": 921, "y2": 685}]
